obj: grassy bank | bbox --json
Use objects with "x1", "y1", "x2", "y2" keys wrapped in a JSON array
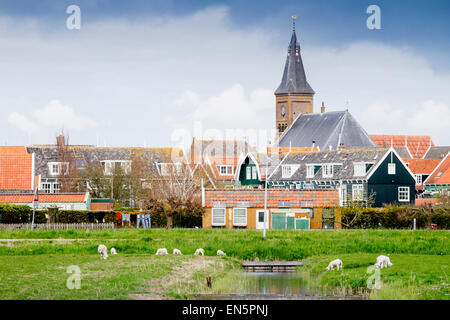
[
  {"x1": 0, "y1": 229, "x2": 448, "y2": 259},
  {"x1": 0, "y1": 229, "x2": 448, "y2": 299}
]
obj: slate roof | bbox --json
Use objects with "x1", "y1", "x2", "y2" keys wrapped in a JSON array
[
  {"x1": 269, "y1": 148, "x2": 389, "y2": 182},
  {"x1": 190, "y1": 138, "x2": 254, "y2": 165},
  {"x1": 27, "y1": 145, "x2": 181, "y2": 178},
  {"x1": 278, "y1": 111, "x2": 377, "y2": 150},
  {"x1": 275, "y1": 29, "x2": 314, "y2": 95},
  {"x1": 424, "y1": 153, "x2": 450, "y2": 184},
  {"x1": 393, "y1": 146, "x2": 412, "y2": 159},
  {"x1": 423, "y1": 146, "x2": 450, "y2": 160},
  {"x1": 203, "y1": 189, "x2": 338, "y2": 208},
  {"x1": 370, "y1": 135, "x2": 434, "y2": 159}
]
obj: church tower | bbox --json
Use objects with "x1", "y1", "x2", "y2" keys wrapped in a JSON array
[{"x1": 275, "y1": 17, "x2": 315, "y2": 135}]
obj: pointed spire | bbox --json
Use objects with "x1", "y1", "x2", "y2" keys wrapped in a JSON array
[{"x1": 275, "y1": 17, "x2": 314, "y2": 95}]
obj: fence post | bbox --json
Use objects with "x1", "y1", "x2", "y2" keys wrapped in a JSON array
[{"x1": 413, "y1": 218, "x2": 416, "y2": 230}]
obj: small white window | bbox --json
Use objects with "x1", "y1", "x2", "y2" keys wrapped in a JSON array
[
  {"x1": 415, "y1": 174, "x2": 422, "y2": 185},
  {"x1": 388, "y1": 163, "x2": 396, "y2": 175},
  {"x1": 217, "y1": 165, "x2": 233, "y2": 176},
  {"x1": 233, "y1": 208, "x2": 247, "y2": 226},
  {"x1": 252, "y1": 166, "x2": 257, "y2": 180},
  {"x1": 353, "y1": 163, "x2": 366, "y2": 177},
  {"x1": 322, "y1": 164, "x2": 333, "y2": 178},
  {"x1": 246, "y1": 166, "x2": 251, "y2": 179},
  {"x1": 282, "y1": 165, "x2": 292, "y2": 178},
  {"x1": 48, "y1": 162, "x2": 69, "y2": 176},
  {"x1": 398, "y1": 187, "x2": 410, "y2": 202},
  {"x1": 212, "y1": 208, "x2": 226, "y2": 226},
  {"x1": 352, "y1": 184, "x2": 364, "y2": 201},
  {"x1": 306, "y1": 165, "x2": 315, "y2": 178}
]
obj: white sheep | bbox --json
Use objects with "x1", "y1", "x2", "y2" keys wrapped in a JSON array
[
  {"x1": 217, "y1": 250, "x2": 226, "y2": 256},
  {"x1": 173, "y1": 248, "x2": 182, "y2": 255},
  {"x1": 110, "y1": 248, "x2": 117, "y2": 255},
  {"x1": 194, "y1": 248, "x2": 205, "y2": 256},
  {"x1": 98, "y1": 244, "x2": 108, "y2": 260},
  {"x1": 155, "y1": 248, "x2": 168, "y2": 255},
  {"x1": 326, "y1": 259, "x2": 343, "y2": 271},
  {"x1": 375, "y1": 255, "x2": 393, "y2": 269}
]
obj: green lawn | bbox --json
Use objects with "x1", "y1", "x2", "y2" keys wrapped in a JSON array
[{"x1": 0, "y1": 229, "x2": 448, "y2": 300}]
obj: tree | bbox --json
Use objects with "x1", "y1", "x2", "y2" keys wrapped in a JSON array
[{"x1": 142, "y1": 161, "x2": 202, "y2": 229}]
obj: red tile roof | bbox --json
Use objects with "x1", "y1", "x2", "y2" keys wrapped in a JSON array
[
  {"x1": 0, "y1": 153, "x2": 33, "y2": 190},
  {"x1": 424, "y1": 153, "x2": 450, "y2": 184},
  {"x1": 403, "y1": 159, "x2": 441, "y2": 174},
  {"x1": 0, "y1": 146, "x2": 28, "y2": 155},
  {"x1": 370, "y1": 135, "x2": 434, "y2": 159},
  {"x1": 204, "y1": 189, "x2": 339, "y2": 208},
  {"x1": 0, "y1": 193, "x2": 87, "y2": 204}
]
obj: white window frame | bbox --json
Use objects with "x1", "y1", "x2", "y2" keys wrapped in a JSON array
[
  {"x1": 353, "y1": 162, "x2": 366, "y2": 177},
  {"x1": 282, "y1": 165, "x2": 292, "y2": 178},
  {"x1": 352, "y1": 184, "x2": 364, "y2": 201},
  {"x1": 251, "y1": 166, "x2": 257, "y2": 180},
  {"x1": 388, "y1": 163, "x2": 396, "y2": 175},
  {"x1": 233, "y1": 208, "x2": 247, "y2": 227},
  {"x1": 398, "y1": 187, "x2": 410, "y2": 202},
  {"x1": 157, "y1": 162, "x2": 182, "y2": 176},
  {"x1": 212, "y1": 208, "x2": 226, "y2": 226},
  {"x1": 306, "y1": 165, "x2": 315, "y2": 178},
  {"x1": 48, "y1": 162, "x2": 69, "y2": 176},
  {"x1": 322, "y1": 164, "x2": 333, "y2": 178},
  {"x1": 217, "y1": 165, "x2": 233, "y2": 176},
  {"x1": 101, "y1": 160, "x2": 132, "y2": 175},
  {"x1": 415, "y1": 174, "x2": 422, "y2": 185}
]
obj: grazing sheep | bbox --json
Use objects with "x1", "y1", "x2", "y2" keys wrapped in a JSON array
[
  {"x1": 194, "y1": 248, "x2": 205, "y2": 256},
  {"x1": 155, "y1": 248, "x2": 168, "y2": 255},
  {"x1": 326, "y1": 259, "x2": 343, "y2": 271},
  {"x1": 110, "y1": 248, "x2": 117, "y2": 255},
  {"x1": 98, "y1": 244, "x2": 108, "y2": 260},
  {"x1": 217, "y1": 250, "x2": 226, "y2": 256},
  {"x1": 173, "y1": 248, "x2": 182, "y2": 255},
  {"x1": 375, "y1": 255, "x2": 393, "y2": 269}
]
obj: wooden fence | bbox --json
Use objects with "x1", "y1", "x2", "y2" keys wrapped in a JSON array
[{"x1": 0, "y1": 223, "x2": 115, "y2": 231}]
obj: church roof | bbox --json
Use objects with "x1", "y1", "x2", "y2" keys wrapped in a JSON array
[
  {"x1": 278, "y1": 110, "x2": 377, "y2": 150},
  {"x1": 275, "y1": 28, "x2": 314, "y2": 95}
]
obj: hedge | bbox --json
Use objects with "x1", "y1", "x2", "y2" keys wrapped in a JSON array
[
  {"x1": 342, "y1": 203, "x2": 450, "y2": 229},
  {"x1": 0, "y1": 204, "x2": 47, "y2": 224}
]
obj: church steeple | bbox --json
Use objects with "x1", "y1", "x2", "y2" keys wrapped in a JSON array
[
  {"x1": 275, "y1": 16, "x2": 314, "y2": 95},
  {"x1": 275, "y1": 16, "x2": 315, "y2": 135}
]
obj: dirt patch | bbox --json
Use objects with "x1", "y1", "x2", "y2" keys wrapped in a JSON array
[{"x1": 130, "y1": 256, "x2": 216, "y2": 300}]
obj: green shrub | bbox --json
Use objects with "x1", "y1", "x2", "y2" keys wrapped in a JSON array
[{"x1": 0, "y1": 204, "x2": 47, "y2": 224}]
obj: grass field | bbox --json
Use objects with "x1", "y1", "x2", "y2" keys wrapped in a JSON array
[{"x1": 0, "y1": 229, "x2": 448, "y2": 300}]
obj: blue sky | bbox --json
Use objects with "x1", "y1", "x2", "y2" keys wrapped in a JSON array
[{"x1": 1, "y1": 0, "x2": 449, "y2": 149}]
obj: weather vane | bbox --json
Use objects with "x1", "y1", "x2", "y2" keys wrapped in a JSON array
[{"x1": 292, "y1": 15, "x2": 297, "y2": 31}]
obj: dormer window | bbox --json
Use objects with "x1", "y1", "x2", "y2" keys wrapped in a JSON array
[
  {"x1": 322, "y1": 164, "x2": 333, "y2": 178},
  {"x1": 48, "y1": 162, "x2": 69, "y2": 176},
  {"x1": 353, "y1": 163, "x2": 366, "y2": 177},
  {"x1": 282, "y1": 164, "x2": 299, "y2": 179},
  {"x1": 306, "y1": 165, "x2": 315, "y2": 178},
  {"x1": 101, "y1": 160, "x2": 132, "y2": 175},
  {"x1": 158, "y1": 162, "x2": 182, "y2": 176}
]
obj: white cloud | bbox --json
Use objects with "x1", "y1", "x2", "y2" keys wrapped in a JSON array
[
  {"x1": 8, "y1": 112, "x2": 39, "y2": 134},
  {"x1": 0, "y1": 7, "x2": 449, "y2": 147},
  {"x1": 9, "y1": 100, "x2": 97, "y2": 134}
]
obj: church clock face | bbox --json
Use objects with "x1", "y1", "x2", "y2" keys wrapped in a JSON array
[{"x1": 281, "y1": 106, "x2": 286, "y2": 117}]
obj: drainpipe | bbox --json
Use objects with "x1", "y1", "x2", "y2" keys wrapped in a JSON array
[{"x1": 263, "y1": 165, "x2": 268, "y2": 239}]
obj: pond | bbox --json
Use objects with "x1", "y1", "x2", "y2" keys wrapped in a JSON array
[{"x1": 197, "y1": 272, "x2": 365, "y2": 300}]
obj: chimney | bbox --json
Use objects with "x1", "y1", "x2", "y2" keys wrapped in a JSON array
[
  {"x1": 311, "y1": 140, "x2": 316, "y2": 150},
  {"x1": 338, "y1": 143, "x2": 345, "y2": 150},
  {"x1": 321, "y1": 102, "x2": 326, "y2": 113},
  {"x1": 56, "y1": 135, "x2": 65, "y2": 148}
]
